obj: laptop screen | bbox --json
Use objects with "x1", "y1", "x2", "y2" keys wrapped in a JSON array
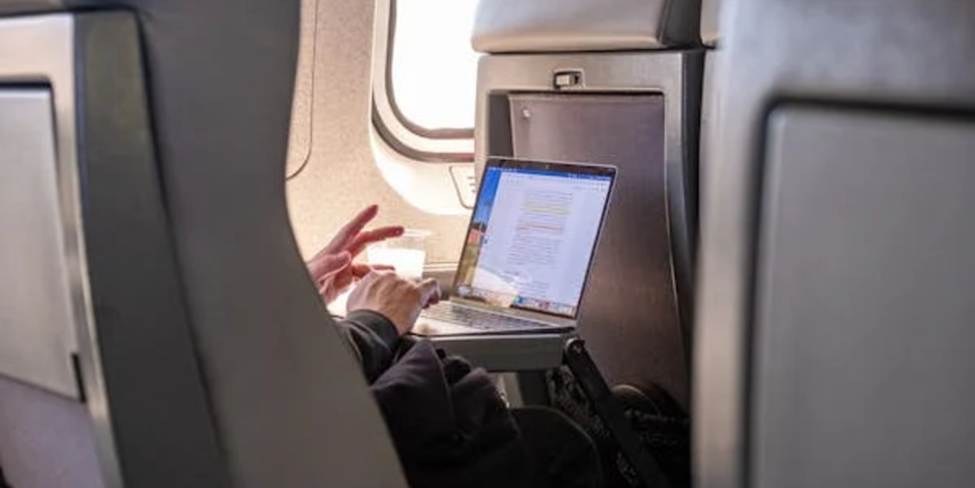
[{"x1": 453, "y1": 158, "x2": 615, "y2": 319}]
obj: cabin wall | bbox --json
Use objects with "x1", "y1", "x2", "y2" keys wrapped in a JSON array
[{"x1": 286, "y1": 0, "x2": 469, "y2": 264}]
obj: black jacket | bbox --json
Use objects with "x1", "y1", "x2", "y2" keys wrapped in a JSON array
[
  {"x1": 335, "y1": 312, "x2": 533, "y2": 488},
  {"x1": 0, "y1": 461, "x2": 9, "y2": 488},
  {"x1": 335, "y1": 310, "x2": 404, "y2": 383}
]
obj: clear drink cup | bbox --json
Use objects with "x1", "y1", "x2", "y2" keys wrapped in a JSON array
[{"x1": 366, "y1": 229, "x2": 430, "y2": 279}]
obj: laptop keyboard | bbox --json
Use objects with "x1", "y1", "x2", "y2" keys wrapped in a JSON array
[{"x1": 422, "y1": 302, "x2": 558, "y2": 332}]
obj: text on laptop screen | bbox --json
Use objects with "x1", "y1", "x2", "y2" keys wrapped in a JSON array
[{"x1": 453, "y1": 161, "x2": 614, "y2": 318}]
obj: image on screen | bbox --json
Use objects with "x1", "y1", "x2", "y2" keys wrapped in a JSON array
[{"x1": 453, "y1": 159, "x2": 614, "y2": 318}]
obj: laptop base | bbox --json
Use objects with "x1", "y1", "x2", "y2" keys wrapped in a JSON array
[{"x1": 415, "y1": 301, "x2": 574, "y2": 336}]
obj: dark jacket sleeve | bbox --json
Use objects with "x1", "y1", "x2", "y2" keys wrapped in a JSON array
[
  {"x1": 370, "y1": 339, "x2": 534, "y2": 488},
  {"x1": 334, "y1": 310, "x2": 401, "y2": 383},
  {"x1": 0, "y1": 460, "x2": 10, "y2": 488}
]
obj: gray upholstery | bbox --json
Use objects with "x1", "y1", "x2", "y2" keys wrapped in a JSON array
[
  {"x1": 1, "y1": 11, "x2": 237, "y2": 488},
  {"x1": 754, "y1": 105, "x2": 975, "y2": 488},
  {"x1": 472, "y1": 0, "x2": 701, "y2": 53},
  {"x1": 104, "y1": 1, "x2": 406, "y2": 484},
  {"x1": 695, "y1": 1, "x2": 975, "y2": 488},
  {"x1": 0, "y1": 1, "x2": 407, "y2": 487}
]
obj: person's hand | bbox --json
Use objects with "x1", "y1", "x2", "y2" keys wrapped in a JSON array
[
  {"x1": 307, "y1": 205, "x2": 402, "y2": 303},
  {"x1": 312, "y1": 251, "x2": 356, "y2": 304},
  {"x1": 346, "y1": 270, "x2": 441, "y2": 335}
]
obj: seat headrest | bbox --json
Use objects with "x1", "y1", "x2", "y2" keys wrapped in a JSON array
[
  {"x1": 701, "y1": 0, "x2": 720, "y2": 47},
  {"x1": 472, "y1": 0, "x2": 701, "y2": 54}
]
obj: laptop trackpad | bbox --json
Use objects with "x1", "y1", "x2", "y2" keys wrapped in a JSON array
[{"x1": 411, "y1": 318, "x2": 478, "y2": 336}]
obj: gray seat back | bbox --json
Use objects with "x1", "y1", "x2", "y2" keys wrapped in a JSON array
[
  {"x1": 0, "y1": 3, "x2": 406, "y2": 487},
  {"x1": 0, "y1": 13, "x2": 223, "y2": 487},
  {"x1": 473, "y1": 0, "x2": 703, "y2": 410},
  {"x1": 695, "y1": 1, "x2": 975, "y2": 488}
]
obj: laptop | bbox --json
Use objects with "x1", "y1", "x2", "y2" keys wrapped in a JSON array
[{"x1": 412, "y1": 157, "x2": 617, "y2": 336}]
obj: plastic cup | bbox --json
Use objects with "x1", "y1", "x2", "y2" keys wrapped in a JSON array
[{"x1": 367, "y1": 229, "x2": 430, "y2": 279}]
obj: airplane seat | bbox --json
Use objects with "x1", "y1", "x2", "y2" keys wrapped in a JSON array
[
  {"x1": 473, "y1": 0, "x2": 703, "y2": 413},
  {"x1": 0, "y1": 1, "x2": 407, "y2": 487},
  {"x1": 696, "y1": 1, "x2": 975, "y2": 488}
]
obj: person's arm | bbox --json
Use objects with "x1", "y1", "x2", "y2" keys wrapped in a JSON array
[
  {"x1": 335, "y1": 270, "x2": 441, "y2": 381},
  {"x1": 334, "y1": 310, "x2": 400, "y2": 383}
]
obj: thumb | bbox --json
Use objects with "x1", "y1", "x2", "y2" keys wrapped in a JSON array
[
  {"x1": 310, "y1": 251, "x2": 352, "y2": 281},
  {"x1": 417, "y1": 278, "x2": 441, "y2": 306}
]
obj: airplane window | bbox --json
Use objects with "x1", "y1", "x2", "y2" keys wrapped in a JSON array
[
  {"x1": 372, "y1": 0, "x2": 476, "y2": 162},
  {"x1": 390, "y1": 0, "x2": 479, "y2": 132}
]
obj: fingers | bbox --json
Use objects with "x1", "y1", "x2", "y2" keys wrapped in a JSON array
[
  {"x1": 325, "y1": 205, "x2": 380, "y2": 255},
  {"x1": 358, "y1": 268, "x2": 390, "y2": 285},
  {"x1": 318, "y1": 259, "x2": 352, "y2": 289},
  {"x1": 351, "y1": 263, "x2": 372, "y2": 278},
  {"x1": 330, "y1": 270, "x2": 356, "y2": 293},
  {"x1": 316, "y1": 256, "x2": 353, "y2": 303},
  {"x1": 417, "y1": 278, "x2": 441, "y2": 307},
  {"x1": 347, "y1": 225, "x2": 405, "y2": 257},
  {"x1": 351, "y1": 263, "x2": 395, "y2": 279},
  {"x1": 317, "y1": 281, "x2": 330, "y2": 298},
  {"x1": 308, "y1": 251, "x2": 351, "y2": 282}
]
